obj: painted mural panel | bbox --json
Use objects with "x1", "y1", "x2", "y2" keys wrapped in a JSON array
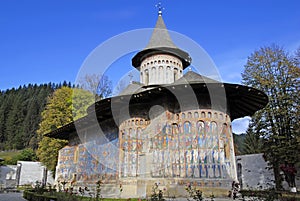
[
  {"x1": 119, "y1": 109, "x2": 235, "y2": 181},
  {"x1": 56, "y1": 138, "x2": 119, "y2": 184}
]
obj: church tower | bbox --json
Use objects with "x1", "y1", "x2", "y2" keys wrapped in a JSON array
[{"x1": 132, "y1": 7, "x2": 191, "y2": 85}]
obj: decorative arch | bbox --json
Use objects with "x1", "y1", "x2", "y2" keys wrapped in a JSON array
[{"x1": 183, "y1": 121, "x2": 192, "y2": 134}]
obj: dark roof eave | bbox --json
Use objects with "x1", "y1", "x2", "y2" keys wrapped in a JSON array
[
  {"x1": 47, "y1": 81, "x2": 268, "y2": 139},
  {"x1": 132, "y1": 47, "x2": 191, "y2": 69}
]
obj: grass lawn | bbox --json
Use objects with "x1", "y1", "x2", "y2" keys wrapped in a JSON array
[{"x1": 0, "y1": 150, "x2": 21, "y2": 164}]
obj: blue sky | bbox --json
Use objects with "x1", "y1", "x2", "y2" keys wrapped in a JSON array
[{"x1": 1, "y1": 0, "x2": 300, "y2": 133}]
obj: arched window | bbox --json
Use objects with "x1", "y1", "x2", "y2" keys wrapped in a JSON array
[
  {"x1": 159, "y1": 66, "x2": 163, "y2": 83},
  {"x1": 166, "y1": 66, "x2": 171, "y2": 82},
  {"x1": 201, "y1": 112, "x2": 206, "y2": 118},
  {"x1": 151, "y1": 67, "x2": 156, "y2": 83},
  {"x1": 194, "y1": 112, "x2": 199, "y2": 118},
  {"x1": 174, "y1": 68, "x2": 178, "y2": 81},
  {"x1": 145, "y1": 70, "x2": 149, "y2": 85}
]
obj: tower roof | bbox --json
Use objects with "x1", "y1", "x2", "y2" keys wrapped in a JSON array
[
  {"x1": 132, "y1": 14, "x2": 191, "y2": 69},
  {"x1": 145, "y1": 15, "x2": 177, "y2": 49}
]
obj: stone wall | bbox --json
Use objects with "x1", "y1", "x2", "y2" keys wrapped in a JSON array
[
  {"x1": 17, "y1": 161, "x2": 54, "y2": 186},
  {"x1": 0, "y1": 165, "x2": 17, "y2": 189},
  {"x1": 236, "y1": 154, "x2": 275, "y2": 190}
]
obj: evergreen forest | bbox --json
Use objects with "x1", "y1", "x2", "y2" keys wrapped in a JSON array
[{"x1": 0, "y1": 81, "x2": 73, "y2": 151}]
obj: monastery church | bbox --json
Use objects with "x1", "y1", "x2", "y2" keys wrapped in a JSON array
[{"x1": 47, "y1": 8, "x2": 268, "y2": 198}]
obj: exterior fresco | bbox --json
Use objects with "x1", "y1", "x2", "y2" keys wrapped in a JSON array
[
  {"x1": 56, "y1": 109, "x2": 236, "y2": 195},
  {"x1": 56, "y1": 138, "x2": 119, "y2": 184},
  {"x1": 119, "y1": 109, "x2": 237, "y2": 189}
]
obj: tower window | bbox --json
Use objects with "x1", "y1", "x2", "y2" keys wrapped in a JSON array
[{"x1": 145, "y1": 70, "x2": 149, "y2": 85}]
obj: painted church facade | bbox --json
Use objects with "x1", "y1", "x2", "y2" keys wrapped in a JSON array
[{"x1": 48, "y1": 11, "x2": 268, "y2": 198}]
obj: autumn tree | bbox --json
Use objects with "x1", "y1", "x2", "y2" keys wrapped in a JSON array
[
  {"x1": 241, "y1": 44, "x2": 300, "y2": 189},
  {"x1": 37, "y1": 87, "x2": 94, "y2": 173}
]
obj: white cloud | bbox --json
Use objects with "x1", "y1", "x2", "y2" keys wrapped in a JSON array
[{"x1": 232, "y1": 116, "x2": 251, "y2": 134}]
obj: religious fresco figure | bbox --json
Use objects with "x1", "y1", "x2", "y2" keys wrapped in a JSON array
[
  {"x1": 158, "y1": 136, "x2": 163, "y2": 149},
  {"x1": 193, "y1": 149, "x2": 198, "y2": 164},
  {"x1": 130, "y1": 153, "x2": 137, "y2": 177},
  {"x1": 137, "y1": 127, "x2": 142, "y2": 139},
  {"x1": 180, "y1": 163, "x2": 186, "y2": 178},
  {"x1": 169, "y1": 135, "x2": 174, "y2": 150},
  {"x1": 180, "y1": 135, "x2": 185, "y2": 147},
  {"x1": 172, "y1": 123, "x2": 179, "y2": 134},
  {"x1": 192, "y1": 134, "x2": 198, "y2": 149},
  {"x1": 156, "y1": 123, "x2": 162, "y2": 133},
  {"x1": 163, "y1": 135, "x2": 168, "y2": 148},
  {"x1": 213, "y1": 136, "x2": 219, "y2": 150},
  {"x1": 184, "y1": 121, "x2": 192, "y2": 133},
  {"x1": 187, "y1": 163, "x2": 193, "y2": 177},
  {"x1": 211, "y1": 122, "x2": 217, "y2": 135},
  {"x1": 178, "y1": 123, "x2": 183, "y2": 133},
  {"x1": 137, "y1": 141, "x2": 143, "y2": 152},
  {"x1": 186, "y1": 135, "x2": 192, "y2": 149},
  {"x1": 198, "y1": 134, "x2": 204, "y2": 148},
  {"x1": 132, "y1": 140, "x2": 137, "y2": 151},
  {"x1": 194, "y1": 162, "x2": 200, "y2": 178}
]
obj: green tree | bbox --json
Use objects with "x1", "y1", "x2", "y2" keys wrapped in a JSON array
[
  {"x1": 0, "y1": 83, "x2": 54, "y2": 151},
  {"x1": 37, "y1": 87, "x2": 94, "y2": 173},
  {"x1": 232, "y1": 133, "x2": 246, "y2": 155},
  {"x1": 17, "y1": 148, "x2": 38, "y2": 161},
  {"x1": 242, "y1": 131, "x2": 263, "y2": 155},
  {"x1": 241, "y1": 44, "x2": 300, "y2": 189}
]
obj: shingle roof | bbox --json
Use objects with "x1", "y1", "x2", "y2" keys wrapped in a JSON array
[
  {"x1": 118, "y1": 81, "x2": 145, "y2": 96},
  {"x1": 145, "y1": 15, "x2": 177, "y2": 49},
  {"x1": 132, "y1": 15, "x2": 191, "y2": 69},
  {"x1": 175, "y1": 71, "x2": 220, "y2": 84}
]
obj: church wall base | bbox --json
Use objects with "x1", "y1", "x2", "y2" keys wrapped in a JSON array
[{"x1": 119, "y1": 178, "x2": 233, "y2": 199}]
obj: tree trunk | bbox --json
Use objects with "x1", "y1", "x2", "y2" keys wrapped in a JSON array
[{"x1": 273, "y1": 164, "x2": 283, "y2": 190}]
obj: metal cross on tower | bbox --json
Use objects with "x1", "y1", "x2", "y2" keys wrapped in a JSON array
[{"x1": 155, "y1": 2, "x2": 164, "y2": 16}]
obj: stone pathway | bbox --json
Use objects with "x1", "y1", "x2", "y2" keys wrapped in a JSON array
[{"x1": 0, "y1": 192, "x2": 27, "y2": 201}]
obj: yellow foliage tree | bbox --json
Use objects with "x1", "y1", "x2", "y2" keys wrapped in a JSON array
[{"x1": 37, "y1": 87, "x2": 94, "y2": 173}]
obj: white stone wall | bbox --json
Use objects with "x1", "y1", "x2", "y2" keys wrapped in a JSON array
[
  {"x1": 0, "y1": 165, "x2": 17, "y2": 189},
  {"x1": 236, "y1": 154, "x2": 275, "y2": 190},
  {"x1": 140, "y1": 54, "x2": 183, "y2": 85},
  {"x1": 17, "y1": 161, "x2": 54, "y2": 186}
]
